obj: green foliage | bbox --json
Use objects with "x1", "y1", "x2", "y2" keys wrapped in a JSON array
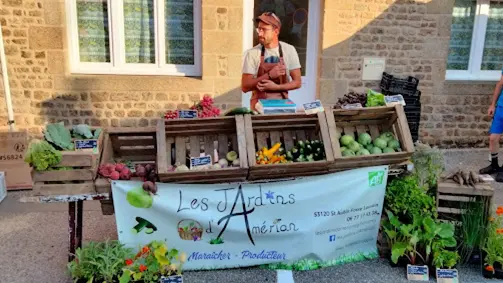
[
  {"x1": 44, "y1": 122, "x2": 74, "y2": 150},
  {"x1": 458, "y1": 200, "x2": 489, "y2": 264},
  {"x1": 72, "y1": 124, "x2": 93, "y2": 139},
  {"x1": 385, "y1": 174, "x2": 436, "y2": 223},
  {"x1": 482, "y1": 207, "x2": 503, "y2": 267},
  {"x1": 411, "y1": 142, "x2": 445, "y2": 191},
  {"x1": 24, "y1": 139, "x2": 62, "y2": 171},
  {"x1": 432, "y1": 250, "x2": 460, "y2": 269},
  {"x1": 384, "y1": 210, "x2": 458, "y2": 267},
  {"x1": 67, "y1": 240, "x2": 135, "y2": 283},
  {"x1": 365, "y1": 89, "x2": 385, "y2": 107},
  {"x1": 93, "y1": 128, "x2": 103, "y2": 139},
  {"x1": 120, "y1": 240, "x2": 186, "y2": 283}
]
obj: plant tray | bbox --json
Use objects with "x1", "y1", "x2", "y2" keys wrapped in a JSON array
[
  {"x1": 32, "y1": 128, "x2": 104, "y2": 196},
  {"x1": 244, "y1": 112, "x2": 334, "y2": 181},
  {"x1": 95, "y1": 127, "x2": 158, "y2": 215},
  {"x1": 156, "y1": 117, "x2": 248, "y2": 184},
  {"x1": 436, "y1": 180, "x2": 494, "y2": 221},
  {"x1": 325, "y1": 105, "x2": 415, "y2": 171}
]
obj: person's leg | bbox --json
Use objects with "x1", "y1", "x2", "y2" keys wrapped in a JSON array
[{"x1": 480, "y1": 110, "x2": 503, "y2": 174}]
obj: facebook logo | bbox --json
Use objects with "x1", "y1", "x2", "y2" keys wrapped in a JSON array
[{"x1": 329, "y1": 235, "x2": 336, "y2": 242}]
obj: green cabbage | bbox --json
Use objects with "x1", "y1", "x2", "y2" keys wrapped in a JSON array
[
  {"x1": 72, "y1": 124, "x2": 93, "y2": 139},
  {"x1": 44, "y1": 122, "x2": 73, "y2": 150}
]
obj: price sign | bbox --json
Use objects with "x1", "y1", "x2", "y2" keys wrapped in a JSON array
[
  {"x1": 303, "y1": 100, "x2": 324, "y2": 114},
  {"x1": 385, "y1": 95, "x2": 406, "y2": 106},
  {"x1": 178, "y1": 110, "x2": 198, "y2": 119},
  {"x1": 190, "y1": 155, "x2": 212, "y2": 170},
  {"x1": 160, "y1": 275, "x2": 183, "y2": 283},
  {"x1": 436, "y1": 268, "x2": 458, "y2": 283},
  {"x1": 407, "y1": 265, "x2": 429, "y2": 281},
  {"x1": 74, "y1": 139, "x2": 99, "y2": 153},
  {"x1": 342, "y1": 103, "x2": 363, "y2": 110}
]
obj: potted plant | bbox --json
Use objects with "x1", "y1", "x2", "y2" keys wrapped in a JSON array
[
  {"x1": 431, "y1": 249, "x2": 460, "y2": 278},
  {"x1": 458, "y1": 200, "x2": 489, "y2": 265},
  {"x1": 421, "y1": 215, "x2": 456, "y2": 266},
  {"x1": 386, "y1": 211, "x2": 426, "y2": 267},
  {"x1": 120, "y1": 240, "x2": 187, "y2": 283},
  {"x1": 67, "y1": 240, "x2": 135, "y2": 283},
  {"x1": 482, "y1": 206, "x2": 503, "y2": 279}
]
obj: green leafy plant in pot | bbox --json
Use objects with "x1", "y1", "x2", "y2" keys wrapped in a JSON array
[
  {"x1": 384, "y1": 210, "x2": 426, "y2": 266},
  {"x1": 482, "y1": 206, "x2": 503, "y2": 279},
  {"x1": 458, "y1": 199, "x2": 489, "y2": 265},
  {"x1": 422, "y1": 216, "x2": 457, "y2": 266},
  {"x1": 431, "y1": 249, "x2": 460, "y2": 278}
]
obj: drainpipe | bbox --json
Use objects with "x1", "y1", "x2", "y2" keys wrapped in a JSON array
[{"x1": 0, "y1": 22, "x2": 15, "y2": 132}]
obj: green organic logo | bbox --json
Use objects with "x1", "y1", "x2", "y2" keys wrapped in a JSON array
[{"x1": 368, "y1": 171, "x2": 385, "y2": 187}]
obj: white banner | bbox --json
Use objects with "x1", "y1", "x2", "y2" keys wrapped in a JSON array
[{"x1": 112, "y1": 166, "x2": 388, "y2": 270}]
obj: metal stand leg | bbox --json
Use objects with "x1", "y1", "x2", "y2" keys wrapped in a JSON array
[
  {"x1": 68, "y1": 202, "x2": 76, "y2": 262},
  {"x1": 76, "y1": 200, "x2": 83, "y2": 250}
]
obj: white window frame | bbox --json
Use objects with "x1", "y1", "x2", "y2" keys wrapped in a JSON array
[
  {"x1": 446, "y1": 0, "x2": 502, "y2": 81},
  {"x1": 65, "y1": 0, "x2": 202, "y2": 76}
]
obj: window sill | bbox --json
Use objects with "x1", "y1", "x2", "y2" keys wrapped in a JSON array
[
  {"x1": 445, "y1": 70, "x2": 501, "y2": 83},
  {"x1": 69, "y1": 65, "x2": 201, "y2": 77}
]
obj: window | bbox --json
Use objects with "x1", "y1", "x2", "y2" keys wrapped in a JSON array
[
  {"x1": 446, "y1": 0, "x2": 503, "y2": 81},
  {"x1": 66, "y1": 0, "x2": 201, "y2": 76}
]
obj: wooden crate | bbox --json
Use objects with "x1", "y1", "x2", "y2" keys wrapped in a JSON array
[
  {"x1": 156, "y1": 117, "x2": 248, "y2": 184},
  {"x1": 32, "y1": 129, "x2": 105, "y2": 196},
  {"x1": 325, "y1": 105, "x2": 415, "y2": 171},
  {"x1": 436, "y1": 180, "x2": 494, "y2": 222},
  {"x1": 244, "y1": 112, "x2": 334, "y2": 181},
  {"x1": 95, "y1": 127, "x2": 157, "y2": 215}
]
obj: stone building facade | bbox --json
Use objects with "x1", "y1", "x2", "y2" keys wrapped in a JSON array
[{"x1": 0, "y1": 0, "x2": 499, "y2": 147}]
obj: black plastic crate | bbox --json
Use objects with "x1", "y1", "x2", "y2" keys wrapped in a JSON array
[
  {"x1": 383, "y1": 90, "x2": 421, "y2": 106},
  {"x1": 408, "y1": 122, "x2": 420, "y2": 136},
  {"x1": 380, "y1": 72, "x2": 419, "y2": 96},
  {"x1": 405, "y1": 112, "x2": 421, "y2": 122},
  {"x1": 404, "y1": 104, "x2": 421, "y2": 113}
]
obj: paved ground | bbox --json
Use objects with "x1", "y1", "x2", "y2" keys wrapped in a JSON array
[{"x1": 0, "y1": 149, "x2": 502, "y2": 283}]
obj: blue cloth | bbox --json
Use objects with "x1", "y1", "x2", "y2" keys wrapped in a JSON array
[{"x1": 490, "y1": 105, "x2": 503, "y2": 134}]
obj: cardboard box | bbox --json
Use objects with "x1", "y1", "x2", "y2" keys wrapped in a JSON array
[{"x1": 0, "y1": 131, "x2": 33, "y2": 190}]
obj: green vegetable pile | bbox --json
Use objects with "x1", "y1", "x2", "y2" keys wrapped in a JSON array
[
  {"x1": 365, "y1": 89, "x2": 385, "y2": 107},
  {"x1": 24, "y1": 139, "x2": 62, "y2": 171},
  {"x1": 284, "y1": 139, "x2": 326, "y2": 162},
  {"x1": 339, "y1": 131, "x2": 401, "y2": 156}
]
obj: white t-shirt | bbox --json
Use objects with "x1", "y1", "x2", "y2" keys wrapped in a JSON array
[{"x1": 242, "y1": 41, "x2": 301, "y2": 80}]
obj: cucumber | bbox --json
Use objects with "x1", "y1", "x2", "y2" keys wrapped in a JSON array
[{"x1": 224, "y1": 107, "x2": 253, "y2": 116}]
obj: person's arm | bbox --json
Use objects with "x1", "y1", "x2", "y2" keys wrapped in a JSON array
[
  {"x1": 277, "y1": 68, "x2": 302, "y2": 91},
  {"x1": 491, "y1": 76, "x2": 503, "y2": 107},
  {"x1": 241, "y1": 73, "x2": 271, "y2": 93}
]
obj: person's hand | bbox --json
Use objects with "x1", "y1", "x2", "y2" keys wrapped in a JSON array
[
  {"x1": 489, "y1": 104, "x2": 496, "y2": 117},
  {"x1": 257, "y1": 80, "x2": 279, "y2": 92},
  {"x1": 268, "y1": 64, "x2": 286, "y2": 79}
]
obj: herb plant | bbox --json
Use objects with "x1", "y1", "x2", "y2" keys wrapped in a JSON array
[
  {"x1": 67, "y1": 240, "x2": 135, "y2": 283},
  {"x1": 432, "y1": 249, "x2": 460, "y2": 269},
  {"x1": 385, "y1": 174, "x2": 436, "y2": 223},
  {"x1": 483, "y1": 207, "x2": 503, "y2": 268},
  {"x1": 458, "y1": 199, "x2": 489, "y2": 264},
  {"x1": 411, "y1": 142, "x2": 444, "y2": 192}
]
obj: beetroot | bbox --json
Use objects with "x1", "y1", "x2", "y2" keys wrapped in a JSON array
[
  {"x1": 145, "y1": 164, "x2": 154, "y2": 173},
  {"x1": 98, "y1": 164, "x2": 116, "y2": 178},
  {"x1": 115, "y1": 163, "x2": 127, "y2": 172},
  {"x1": 135, "y1": 165, "x2": 147, "y2": 177},
  {"x1": 142, "y1": 181, "x2": 157, "y2": 194},
  {"x1": 110, "y1": 171, "x2": 120, "y2": 180},
  {"x1": 119, "y1": 168, "x2": 132, "y2": 180}
]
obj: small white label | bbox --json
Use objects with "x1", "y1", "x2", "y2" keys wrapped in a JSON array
[
  {"x1": 74, "y1": 139, "x2": 99, "y2": 153},
  {"x1": 190, "y1": 155, "x2": 212, "y2": 170},
  {"x1": 177, "y1": 110, "x2": 198, "y2": 119},
  {"x1": 385, "y1": 95, "x2": 406, "y2": 106},
  {"x1": 303, "y1": 100, "x2": 324, "y2": 114},
  {"x1": 160, "y1": 275, "x2": 183, "y2": 283},
  {"x1": 342, "y1": 103, "x2": 363, "y2": 109},
  {"x1": 436, "y1": 268, "x2": 458, "y2": 283}
]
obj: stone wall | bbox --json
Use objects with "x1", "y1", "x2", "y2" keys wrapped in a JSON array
[
  {"x1": 0, "y1": 0, "x2": 244, "y2": 135},
  {"x1": 320, "y1": 0, "x2": 496, "y2": 148},
  {"x1": 0, "y1": 0, "x2": 498, "y2": 147}
]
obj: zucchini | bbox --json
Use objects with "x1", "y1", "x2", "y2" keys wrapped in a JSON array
[
  {"x1": 305, "y1": 144, "x2": 313, "y2": 155},
  {"x1": 278, "y1": 147, "x2": 286, "y2": 155},
  {"x1": 299, "y1": 147, "x2": 304, "y2": 155},
  {"x1": 306, "y1": 154, "x2": 314, "y2": 162},
  {"x1": 291, "y1": 147, "x2": 300, "y2": 159},
  {"x1": 295, "y1": 154, "x2": 306, "y2": 162},
  {"x1": 297, "y1": 140, "x2": 305, "y2": 149},
  {"x1": 286, "y1": 151, "x2": 294, "y2": 161}
]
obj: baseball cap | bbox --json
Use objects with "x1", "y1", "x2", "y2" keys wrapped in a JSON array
[{"x1": 255, "y1": 12, "x2": 282, "y2": 29}]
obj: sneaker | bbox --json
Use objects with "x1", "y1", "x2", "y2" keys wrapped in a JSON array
[
  {"x1": 496, "y1": 172, "x2": 503, "y2": 183},
  {"x1": 479, "y1": 164, "x2": 501, "y2": 175}
]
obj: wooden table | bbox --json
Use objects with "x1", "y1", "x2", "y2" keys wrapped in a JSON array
[{"x1": 19, "y1": 193, "x2": 110, "y2": 261}]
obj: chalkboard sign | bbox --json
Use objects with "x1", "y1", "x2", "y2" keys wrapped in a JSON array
[
  {"x1": 190, "y1": 155, "x2": 212, "y2": 170},
  {"x1": 160, "y1": 275, "x2": 183, "y2": 283},
  {"x1": 385, "y1": 95, "x2": 406, "y2": 106},
  {"x1": 407, "y1": 264, "x2": 429, "y2": 281},
  {"x1": 74, "y1": 139, "x2": 99, "y2": 153},
  {"x1": 436, "y1": 268, "x2": 458, "y2": 283},
  {"x1": 177, "y1": 110, "x2": 198, "y2": 119},
  {"x1": 303, "y1": 100, "x2": 324, "y2": 114}
]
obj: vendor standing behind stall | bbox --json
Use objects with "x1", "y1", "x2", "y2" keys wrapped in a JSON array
[{"x1": 241, "y1": 12, "x2": 302, "y2": 111}]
